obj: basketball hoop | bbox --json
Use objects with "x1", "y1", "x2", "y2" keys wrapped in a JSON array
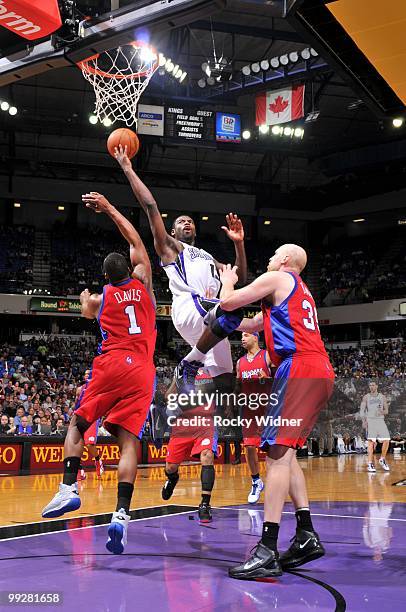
[{"x1": 78, "y1": 41, "x2": 158, "y2": 127}]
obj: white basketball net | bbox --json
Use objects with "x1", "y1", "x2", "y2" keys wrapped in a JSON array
[{"x1": 79, "y1": 43, "x2": 158, "y2": 127}]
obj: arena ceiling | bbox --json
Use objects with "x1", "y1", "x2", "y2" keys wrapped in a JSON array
[{"x1": 0, "y1": 0, "x2": 405, "y2": 212}]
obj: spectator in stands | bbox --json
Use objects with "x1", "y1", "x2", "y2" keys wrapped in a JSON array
[
  {"x1": 0, "y1": 414, "x2": 10, "y2": 434},
  {"x1": 7, "y1": 417, "x2": 15, "y2": 434},
  {"x1": 52, "y1": 418, "x2": 66, "y2": 436},
  {"x1": 13, "y1": 406, "x2": 25, "y2": 427},
  {"x1": 17, "y1": 416, "x2": 32, "y2": 435}
]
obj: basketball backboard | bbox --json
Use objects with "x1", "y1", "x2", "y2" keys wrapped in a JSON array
[{"x1": 0, "y1": 0, "x2": 225, "y2": 86}]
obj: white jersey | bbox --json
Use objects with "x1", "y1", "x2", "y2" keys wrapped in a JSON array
[
  {"x1": 364, "y1": 393, "x2": 386, "y2": 419},
  {"x1": 161, "y1": 242, "x2": 221, "y2": 300}
]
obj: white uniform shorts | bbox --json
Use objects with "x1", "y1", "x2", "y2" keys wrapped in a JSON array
[
  {"x1": 367, "y1": 418, "x2": 390, "y2": 441},
  {"x1": 172, "y1": 293, "x2": 233, "y2": 377}
]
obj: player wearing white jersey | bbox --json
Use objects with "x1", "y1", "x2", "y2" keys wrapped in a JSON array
[
  {"x1": 360, "y1": 381, "x2": 390, "y2": 473},
  {"x1": 114, "y1": 145, "x2": 247, "y2": 387}
]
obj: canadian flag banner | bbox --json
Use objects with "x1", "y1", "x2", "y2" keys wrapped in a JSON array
[{"x1": 256, "y1": 84, "x2": 305, "y2": 126}]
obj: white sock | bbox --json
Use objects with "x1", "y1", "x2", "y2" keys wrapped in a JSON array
[{"x1": 183, "y1": 347, "x2": 206, "y2": 364}]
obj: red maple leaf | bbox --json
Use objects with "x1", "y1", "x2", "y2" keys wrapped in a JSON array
[{"x1": 269, "y1": 95, "x2": 289, "y2": 116}]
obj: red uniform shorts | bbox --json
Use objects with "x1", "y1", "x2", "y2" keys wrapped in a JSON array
[
  {"x1": 166, "y1": 432, "x2": 218, "y2": 465},
  {"x1": 260, "y1": 354, "x2": 335, "y2": 450},
  {"x1": 76, "y1": 350, "x2": 155, "y2": 439}
]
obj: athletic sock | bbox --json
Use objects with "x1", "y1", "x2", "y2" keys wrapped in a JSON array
[
  {"x1": 252, "y1": 473, "x2": 260, "y2": 482},
  {"x1": 63, "y1": 456, "x2": 81, "y2": 486},
  {"x1": 201, "y1": 493, "x2": 211, "y2": 505},
  {"x1": 261, "y1": 522, "x2": 279, "y2": 551},
  {"x1": 295, "y1": 507, "x2": 314, "y2": 532},
  {"x1": 116, "y1": 481, "x2": 134, "y2": 514},
  {"x1": 183, "y1": 347, "x2": 206, "y2": 364}
]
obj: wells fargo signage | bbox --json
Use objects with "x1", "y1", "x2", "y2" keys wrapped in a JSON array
[
  {"x1": 147, "y1": 442, "x2": 225, "y2": 464},
  {"x1": 29, "y1": 443, "x2": 141, "y2": 469},
  {"x1": 0, "y1": 444, "x2": 22, "y2": 471}
]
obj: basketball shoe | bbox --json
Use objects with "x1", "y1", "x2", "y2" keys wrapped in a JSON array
[
  {"x1": 42, "y1": 483, "x2": 81, "y2": 518},
  {"x1": 198, "y1": 502, "x2": 212, "y2": 523},
  {"x1": 367, "y1": 462, "x2": 376, "y2": 473},
  {"x1": 379, "y1": 457, "x2": 390, "y2": 471},
  {"x1": 229, "y1": 542, "x2": 282, "y2": 580},
  {"x1": 106, "y1": 508, "x2": 131, "y2": 554},
  {"x1": 173, "y1": 360, "x2": 203, "y2": 394},
  {"x1": 279, "y1": 528, "x2": 325, "y2": 570},
  {"x1": 162, "y1": 473, "x2": 179, "y2": 500},
  {"x1": 248, "y1": 478, "x2": 264, "y2": 504}
]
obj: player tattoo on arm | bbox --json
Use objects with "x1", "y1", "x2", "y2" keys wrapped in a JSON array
[{"x1": 114, "y1": 145, "x2": 180, "y2": 264}]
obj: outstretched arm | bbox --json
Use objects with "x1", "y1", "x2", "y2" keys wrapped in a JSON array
[
  {"x1": 82, "y1": 192, "x2": 154, "y2": 299},
  {"x1": 219, "y1": 266, "x2": 278, "y2": 311},
  {"x1": 215, "y1": 214, "x2": 247, "y2": 285},
  {"x1": 114, "y1": 145, "x2": 181, "y2": 264}
]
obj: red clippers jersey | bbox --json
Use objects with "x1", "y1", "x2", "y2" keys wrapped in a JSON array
[
  {"x1": 237, "y1": 349, "x2": 271, "y2": 380},
  {"x1": 262, "y1": 272, "x2": 328, "y2": 367},
  {"x1": 98, "y1": 277, "x2": 156, "y2": 359}
]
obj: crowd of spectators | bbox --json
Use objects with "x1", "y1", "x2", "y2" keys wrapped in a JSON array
[
  {"x1": 0, "y1": 223, "x2": 405, "y2": 306},
  {"x1": 320, "y1": 243, "x2": 375, "y2": 304},
  {"x1": 0, "y1": 225, "x2": 34, "y2": 294},
  {"x1": 1, "y1": 333, "x2": 403, "y2": 448}
]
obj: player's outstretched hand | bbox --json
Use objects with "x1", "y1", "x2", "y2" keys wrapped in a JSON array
[
  {"x1": 219, "y1": 263, "x2": 239, "y2": 286},
  {"x1": 80, "y1": 288, "x2": 90, "y2": 302},
  {"x1": 114, "y1": 144, "x2": 132, "y2": 171},
  {"x1": 221, "y1": 213, "x2": 244, "y2": 242},
  {"x1": 82, "y1": 192, "x2": 112, "y2": 214}
]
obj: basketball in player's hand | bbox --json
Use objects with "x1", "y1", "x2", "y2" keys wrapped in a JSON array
[{"x1": 107, "y1": 128, "x2": 140, "y2": 159}]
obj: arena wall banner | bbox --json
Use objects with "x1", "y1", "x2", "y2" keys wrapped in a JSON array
[
  {"x1": 30, "y1": 442, "x2": 141, "y2": 470},
  {"x1": 147, "y1": 442, "x2": 225, "y2": 464},
  {"x1": 228, "y1": 442, "x2": 266, "y2": 463},
  {"x1": 0, "y1": 443, "x2": 22, "y2": 472}
]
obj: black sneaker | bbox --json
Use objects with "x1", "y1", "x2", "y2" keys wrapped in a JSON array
[
  {"x1": 229, "y1": 542, "x2": 283, "y2": 580},
  {"x1": 279, "y1": 528, "x2": 325, "y2": 570},
  {"x1": 161, "y1": 474, "x2": 179, "y2": 501},
  {"x1": 198, "y1": 502, "x2": 212, "y2": 523},
  {"x1": 174, "y1": 359, "x2": 203, "y2": 394}
]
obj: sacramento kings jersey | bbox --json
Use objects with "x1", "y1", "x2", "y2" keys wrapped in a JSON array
[
  {"x1": 161, "y1": 243, "x2": 221, "y2": 299},
  {"x1": 98, "y1": 277, "x2": 156, "y2": 358},
  {"x1": 262, "y1": 271, "x2": 329, "y2": 367},
  {"x1": 364, "y1": 393, "x2": 385, "y2": 419}
]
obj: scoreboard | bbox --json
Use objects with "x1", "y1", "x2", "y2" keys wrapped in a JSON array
[{"x1": 164, "y1": 106, "x2": 215, "y2": 141}]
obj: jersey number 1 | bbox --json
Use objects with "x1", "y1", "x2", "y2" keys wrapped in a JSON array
[{"x1": 124, "y1": 305, "x2": 141, "y2": 335}]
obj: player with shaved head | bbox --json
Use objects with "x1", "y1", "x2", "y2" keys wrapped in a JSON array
[{"x1": 219, "y1": 243, "x2": 335, "y2": 580}]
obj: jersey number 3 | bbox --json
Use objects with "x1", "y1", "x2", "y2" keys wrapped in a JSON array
[
  {"x1": 124, "y1": 305, "x2": 142, "y2": 335},
  {"x1": 302, "y1": 300, "x2": 319, "y2": 332}
]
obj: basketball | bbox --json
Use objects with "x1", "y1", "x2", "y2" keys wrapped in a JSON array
[{"x1": 107, "y1": 128, "x2": 140, "y2": 159}]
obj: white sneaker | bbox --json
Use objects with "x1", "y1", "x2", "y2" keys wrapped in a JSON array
[
  {"x1": 379, "y1": 457, "x2": 390, "y2": 472},
  {"x1": 248, "y1": 478, "x2": 264, "y2": 504},
  {"x1": 42, "y1": 483, "x2": 81, "y2": 518},
  {"x1": 106, "y1": 508, "x2": 131, "y2": 554},
  {"x1": 367, "y1": 462, "x2": 376, "y2": 473}
]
